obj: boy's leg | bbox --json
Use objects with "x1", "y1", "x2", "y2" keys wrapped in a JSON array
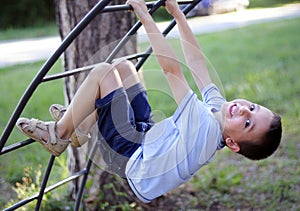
[
  {"x1": 56, "y1": 63, "x2": 123, "y2": 140},
  {"x1": 65, "y1": 60, "x2": 142, "y2": 138},
  {"x1": 55, "y1": 60, "x2": 141, "y2": 142},
  {"x1": 96, "y1": 60, "x2": 148, "y2": 150},
  {"x1": 114, "y1": 60, "x2": 154, "y2": 130},
  {"x1": 75, "y1": 110, "x2": 97, "y2": 135},
  {"x1": 16, "y1": 62, "x2": 124, "y2": 156},
  {"x1": 113, "y1": 59, "x2": 141, "y2": 89},
  {"x1": 69, "y1": 60, "x2": 148, "y2": 148}
]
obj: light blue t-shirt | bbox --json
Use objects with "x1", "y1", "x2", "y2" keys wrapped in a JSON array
[{"x1": 125, "y1": 83, "x2": 226, "y2": 203}]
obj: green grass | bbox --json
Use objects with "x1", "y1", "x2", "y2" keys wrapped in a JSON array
[
  {"x1": 0, "y1": 17, "x2": 300, "y2": 211},
  {"x1": 249, "y1": 0, "x2": 300, "y2": 8}
]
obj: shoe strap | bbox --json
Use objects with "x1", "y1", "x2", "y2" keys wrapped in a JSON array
[
  {"x1": 48, "y1": 122, "x2": 57, "y2": 144},
  {"x1": 30, "y1": 118, "x2": 69, "y2": 145},
  {"x1": 30, "y1": 118, "x2": 38, "y2": 132}
]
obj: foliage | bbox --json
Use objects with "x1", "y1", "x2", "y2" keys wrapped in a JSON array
[
  {"x1": 5, "y1": 165, "x2": 74, "y2": 210},
  {"x1": 0, "y1": 0, "x2": 55, "y2": 29}
]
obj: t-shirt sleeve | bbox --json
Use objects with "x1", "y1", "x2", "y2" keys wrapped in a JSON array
[{"x1": 201, "y1": 83, "x2": 226, "y2": 112}]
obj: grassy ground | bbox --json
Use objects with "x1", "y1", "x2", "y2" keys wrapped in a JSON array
[
  {"x1": 0, "y1": 22, "x2": 58, "y2": 41},
  {"x1": 0, "y1": 15, "x2": 299, "y2": 210}
]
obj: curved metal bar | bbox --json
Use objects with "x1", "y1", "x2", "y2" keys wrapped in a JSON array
[
  {"x1": 0, "y1": 0, "x2": 111, "y2": 153},
  {"x1": 101, "y1": 1, "x2": 194, "y2": 13}
]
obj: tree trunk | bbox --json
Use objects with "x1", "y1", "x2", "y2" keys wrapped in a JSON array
[{"x1": 54, "y1": 0, "x2": 137, "y2": 208}]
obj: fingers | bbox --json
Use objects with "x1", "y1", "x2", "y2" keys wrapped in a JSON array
[
  {"x1": 126, "y1": 0, "x2": 150, "y2": 22},
  {"x1": 126, "y1": 0, "x2": 136, "y2": 12},
  {"x1": 165, "y1": 0, "x2": 181, "y2": 17}
]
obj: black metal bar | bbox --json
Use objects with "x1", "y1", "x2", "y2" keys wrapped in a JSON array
[
  {"x1": 113, "y1": 52, "x2": 150, "y2": 62},
  {"x1": 42, "y1": 64, "x2": 98, "y2": 82},
  {"x1": 101, "y1": 1, "x2": 194, "y2": 13},
  {"x1": 135, "y1": 0, "x2": 202, "y2": 70},
  {"x1": 0, "y1": 139, "x2": 34, "y2": 155},
  {"x1": 45, "y1": 169, "x2": 88, "y2": 191},
  {"x1": 0, "y1": 0, "x2": 111, "y2": 154},
  {"x1": 4, "y1": 194, "x2": 37, "y2": 211},
  {"x1": 42, "y1": 51, "x2": 149, "y2": 83},
  {"x1": 35, "y1": 155, "x2": 55, "y2": 211},
  {"x1": 74, "y1": 141, "x2": 98, "y2": 211}
]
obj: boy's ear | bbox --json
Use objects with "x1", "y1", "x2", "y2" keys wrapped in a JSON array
[{"x1": 225, "y1": 137, "x2": 240, "y2": 153}]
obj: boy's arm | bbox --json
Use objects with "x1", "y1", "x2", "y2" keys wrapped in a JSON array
[
  {"x1": 127, "y1": 0, "x2": 190, "y2": 105},
  {"x1": 165, "y1": 0, "x2": 212, "y2": 92}
]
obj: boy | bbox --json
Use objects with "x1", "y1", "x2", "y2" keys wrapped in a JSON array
[{"x1": 17, "y1": 0, "x2": 282, "y2": 203}]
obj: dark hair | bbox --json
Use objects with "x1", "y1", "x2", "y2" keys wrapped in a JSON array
[{"x1": 237, "y1": 112, "x2": 282, "y2": 160}]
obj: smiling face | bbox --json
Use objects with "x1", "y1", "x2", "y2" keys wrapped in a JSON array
[{"x1": 220, "y1": 99, "x2": 274, "y2": 152}]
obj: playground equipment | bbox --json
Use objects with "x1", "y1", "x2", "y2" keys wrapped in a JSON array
[{"x1": 0, "y1": 0, "x2": 201, "y2": 210}]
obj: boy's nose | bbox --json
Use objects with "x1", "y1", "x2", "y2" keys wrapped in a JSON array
[{"x1": 239, "y1": 106, "x2": 249, "y2": 115}]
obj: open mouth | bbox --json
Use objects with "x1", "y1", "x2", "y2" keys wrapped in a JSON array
[{"x1": 230, "y1": 104, "x2": 237, "y2": 117}]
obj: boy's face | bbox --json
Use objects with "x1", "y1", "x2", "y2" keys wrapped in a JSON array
[{"x1": 221, "y1": 99, "x2": 274, "y2": 151}]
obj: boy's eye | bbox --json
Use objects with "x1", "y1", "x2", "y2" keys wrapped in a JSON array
[
  {"x1": 250, "y1": 104, "x2": 255, "y2": 111},
  {"x1": 245, "y1": 119, "x2": 251, "y2": 128}
]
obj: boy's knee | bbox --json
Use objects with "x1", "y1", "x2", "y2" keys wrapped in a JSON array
[
  {"x1": 89, "y1": 62, "x2": 115, "y2": 79},
  {"x1": 114, "y1": 60, "x2": 134, "y2": 71},
  {"x1": 114, "y1": 60, "x2": 138, "y2": 82},
  {"x1": 94, "y1": 62, "x2": 114, "y2": 73}
]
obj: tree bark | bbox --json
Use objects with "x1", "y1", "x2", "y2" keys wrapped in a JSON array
[{"x1": 54, "y1": 0, "x2": 137, "y2": 207}]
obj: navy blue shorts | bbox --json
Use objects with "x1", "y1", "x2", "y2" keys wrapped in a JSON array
[{"x1": 95, "y1": 83, "x2": 153, "y2": 176}]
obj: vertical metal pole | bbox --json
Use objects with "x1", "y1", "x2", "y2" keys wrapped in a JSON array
[
  {"x1": 74, "y1": 141, "x2": 98, "y2": 211},
  {"x1": 35, "y1": 155, "x2": 55, "y2": 211}
]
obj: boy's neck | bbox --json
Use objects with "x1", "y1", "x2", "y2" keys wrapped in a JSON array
[{"x1": 213, "y1": 110, "x2": 225, "y2": 132}]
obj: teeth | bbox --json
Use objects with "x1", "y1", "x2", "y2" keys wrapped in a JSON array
[{"x1": 231, "y1": 105, "x2": 237, "y2": 116}]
